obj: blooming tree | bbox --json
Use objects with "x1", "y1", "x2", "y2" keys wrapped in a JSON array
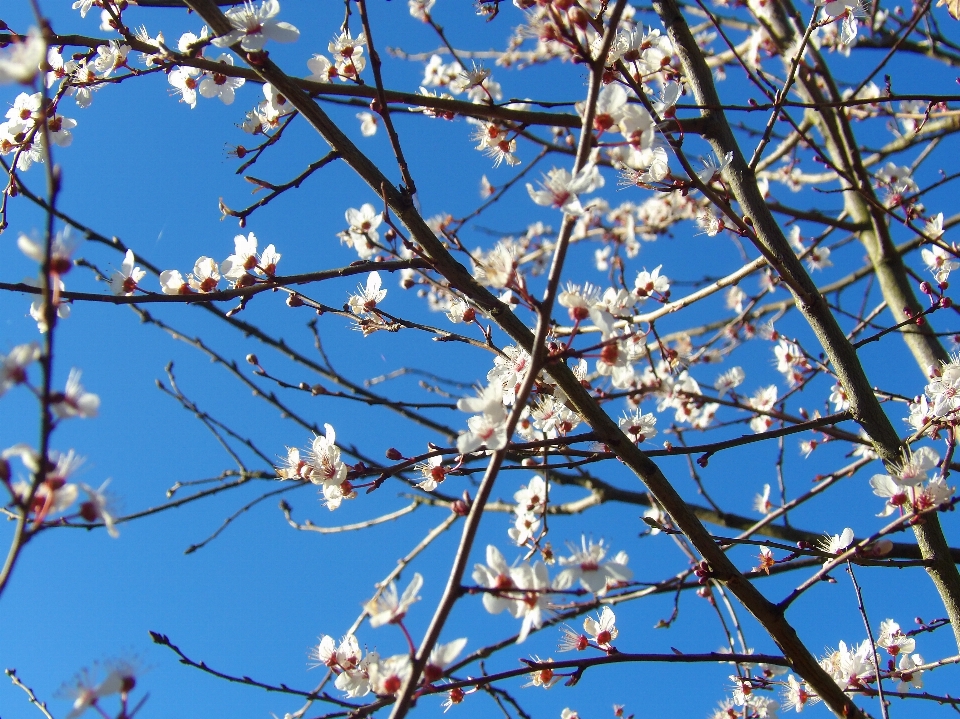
[{"x1": 2, "y1": 0, "x2": 960, "y2": 718}]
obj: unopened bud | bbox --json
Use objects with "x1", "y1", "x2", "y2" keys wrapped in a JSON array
[
  {"x1": 385, "y1": 448, "x2": 403, "y2": 460},
  {"x1": 920, "y1": 281, "x2": 932, "y2": 294},
  {"x1": 287, "y1": 294, "x2": 304, "y2": 307},
  {"x1": 462, "y1": 307, "x2": 476, "y2": 323},
  {"x1": 246, "y1": 354, "x2": 259, "y2": 365},
  {"x1": 941, "y1": 296, "x2": 952, "y2": 308},
  {"x1": 567, "y1": 6, "x2": 588, "y2": 27},
  {"x1": 79, "y1": 501, "x2": 98, "y2": 522}
]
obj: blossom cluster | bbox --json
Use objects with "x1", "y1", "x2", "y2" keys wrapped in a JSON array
[
  {"x1": 276, "y1": 423, "x2": 355, "y2": 510},
  {"x1": 1, "y1": 91, "x2": 76, "y2": 171},
  {"x1": 311, "y1": 572, "x2": 467, "y2": 702},
  {"x1": 869, "y1": 446, "x2": 954, "y2": 517},
  {"x1": 160, "y1": 232, "x2": 280, "y2": 294},
  {"x1": 473, "y1": 539, "x2": 631, "y2": 644}
]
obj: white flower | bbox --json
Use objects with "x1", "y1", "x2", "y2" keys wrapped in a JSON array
[
  {"x1": 552, "y1": 537, "x2": 632, "y2": 595},
  {"x1": 409, "y1": 0, "x2": 436, "y2": 20},
  {"x1": 339, "y1": 203, "x2": 383, "y2": 259},
  {"x1": 895, "y1": 653, "x2": 924, "y2": 692},
  {"x1": 365, "y1": 573, "x2": 423, "y2": 627},
  {"x1": 415, "y1": 456, "x2": 447, "y2": 491},
  {"x1": 311, "y1": 633, "x2": 362, "y2": 670},
  {"x1": 199, "y1": 54, "x2": 245, "y2": 105},
  {"x1": 697, "y1": 151, "x2": 733, "y2": 183},
  {"x1": 306, "y1": 54, "x2": 337, "y2": 83},
  {"x1": 921, "y1": 244, "x2": 958, "y2": 284},
  {"x1": 110, "y1": 250, "x2": 146, "y2": 296},
  {"x1": 715, "y1": 366, "x2": 745, "y2": 392},
  {"x1": 818, "y1": 527, "x2": 854, "y2": 557},
  {"x1": 618, "y1": 409, "x2": 657, "y2": 443},
  {"x1": 514, "y1": 562, "x2": 551, "y2": 643},
  {"x1": 423, "y1": 638, "x2": 467, "y2": 683},
  {"x1": 368, "y1": 654, "x2": 412, "y2": 696},
  {"x1": 348, "y1": 271, "x2": 387, "y2": 316},
  {"x1": 329, "y1": 31, "x2": 367, "y2": 80},
  {"x1": 0, "y1": 28, "x2": 45, "y2": 84},
  {"x1": 168, "y1": 66, "x2": 201, "y2": 108},
  {"x1": 753, "y1": 484, "x2": 773, "y2": 514},
  {"x1": 211, "y1": 0, "x2": 300, "y2": 52},
  {"x1": 633, "y1": 265, "x2": 669, "y2": 300},
  {"x1": 526, "y1": 163, "x2": 604, "y2": 215},
  {"x1": 52, "y1": 369, "x2": 100, "y2": 419},
  {"x1": 457, "y1": 413, "x2": 508, "y2": 454},
  {"x1": 0, "y1": 343, "x2": 40, "y2": 396},
  {"x1": 357, "y1": 111, "x2": 378, "y2": 136},
  {"x1": 78, "y1": 480, "x2": 119, "y2": 538},
  {"x1": 583, "y1": 606, "x2": 618, "y2": 648}
]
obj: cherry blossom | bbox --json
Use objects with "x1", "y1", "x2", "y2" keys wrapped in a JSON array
[
  {"x1": 895, "y1": 653, "x2": 925, "y2": 692},
  {"x1": 583, "y1": 606, "x2": 618, "y2": 649},
  {"x1": 633, "y1": 265, "x2": 670, "y2": 300},
  {"x1": 211, "y1": 0, "x2": 300, "y2": 52},
  {"x1": 348, "y1": 271, "x2": 388, "y2": 317},
  {"x1": 365, "y1": 572, "x2": 423, "y2": 627},
  {"x1": 409, "y1": 0, "x2": 436, "y2": 21},
  {"x1": 513, "y1": 562, "x2": 551, "y2": 643},
  {"x1": 0, "y1": 343, "x2": 40, "y2": 396},
  {"x1": 472, "y1": 545, "x2": 520, "y2": 616},
  {"x1": 368, "y1": 654, "x2": 412, "y2": 696},
  {"x1": 458, "y1": 412, "x2": 509, "y2": 455},
  {"x1": 527, "y1": 162, "x2": 604, "y2": 215},
  {"x1": 0, "y1": 28, "x2": 45, "y2": 84},
  {"x1": 423, "y1": 638, "x2": 467, "y2": 683},
  {"x1": 339, "y1": 203, "x2": 383, "y2": 259},
  {"x1": 618, "y1": 408, "x2": 657, "y2": 443},
  {"x1": 199, "y1": 54, "x2": 245, "y2": 105},
  {"x1": 168, "y1": 66, "x2": 201, "y2": 108},
  {"x1": 307, "y1": 54, "x2": 338, "y2": 83},
  {"x1": 51, "y1": 369, "x2": 100, "y2": 419},
  {"x1": 552, "y1": 537, "x2": 632, "y2": 595},
  {"x1": 328, "y1": 31, "x2": 367, "y2": 80},
  {"x1": 110, "y1": 250, "x2": 146, "y2": 296},
  {"x1": 78, "y1": 481, "x2": 119, "y2": 538},
  {"x1": 311, "y1": 633, "x2": 362, "y2": 670},
  {"x1": 415, "y1": 456, "x2": 448, "y2": 491},
  {"x1": 696, "y1": 151, "x2": 733, "y2": 184},
  {"x1": 357, "y1": 112, "x2": 378, "y2": 137},
  {"x1": 781, "y1": 674, "x2": 817, "y2": 712},
  {"x1": 818, "y1": 527, "x2": 854, "y2": 557},
  {"x1": 221, "y1": 232, "x2": 281, "y2": 282},
  {"x1": 921, "y1": 243, "x2": 958, "y2": 284},
  {"x1": 753, "y1": 484, "x2": 773, "y2": 514}
]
